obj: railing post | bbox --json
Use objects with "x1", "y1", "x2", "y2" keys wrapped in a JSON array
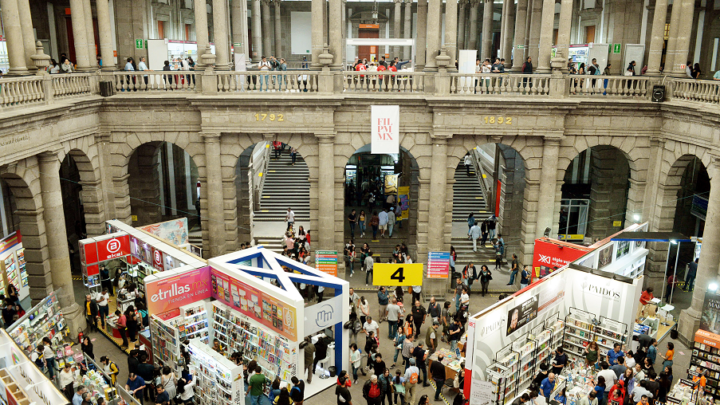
[
  {"x1": 434, "y1": 48, "x2": 451, "y2": 96},
  {"x1": 549, "y1": 58, "x2": 568, "y2": 99},
  {"x1": 202, "y1": 70, "x2": 218, "y2": 95},
  {"x1": 42, "y1": 75, "x2": 54, "y2": 105},
  {"x1": 317, "y1": 45, "x2": 336, "y2": 94}
]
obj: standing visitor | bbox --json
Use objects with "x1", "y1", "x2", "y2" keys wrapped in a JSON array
[
  {"x1": 379, "y1": 209, "x2": 389, "y2": 238},
  {"x1": 430, "y1": 354, "x2": 446, "y2": 401},
  {"x1": 286, "y1": 208, "x2": 295, "y2": 232},
  {"x1": 404, "y1": 359, "x2": 420, "y2": 405},
  {"x1": 464, "y1": 153, "x2": 472, "y2": 175},
  {"x1": 520, "y1": 266, "x2": 531, "y2": 289},
  {"x1": 116, "y1": 310, "x2": 128, "y2": 349},
  {"x1": 685, "y1": 259, "x2": 698, "y2": 291},
  {"x1": 247, "y1": 366, "x2": 266, "y2": 405},
  {"x1": 479, "y1": 265, "x2": 492, "y2": 297},
  {"x1": 386, "y1": 298, "x2": 401, "y2": 339},
  {"x1": 370, "y1": 212, "x2": 380, "y2": 239},
  {"x1": 468, "y1": 221, "x2": 482, "y2": 252},
  {"x1": 303, "y1": 337, "x2": 315, "y2": 383},
  {"x1": 350, "y1": 343, "x2": 362, "y2": 384},
  {"x1": 377, "y1": 287, "x2": 389, "y2": 321},
  {"x1": 365, "y1": 255, "x2": 375, "y2": 286},
  {"x1": 387, "y1": 208, "x2": 395, "y2": 238},
  {"x1": 348, "y1": 210, "x2": 357, "y2": 239}
]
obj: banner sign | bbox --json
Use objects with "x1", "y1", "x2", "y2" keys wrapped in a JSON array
[
  {"x1": 691, "y1": 195, "x2": 708, "y2": 221},
  {"x1": 373, "y1": 263, "x2": 423, "y2": 286},
  {"x1": 384, "y1": 174, "x2": 399, "y2": 195},
  {"x1": 531, "y1": 238, "x2": 590, "y2": 280},
  {"x1": 700, "y1": 290, "x2": 720, "y2": 334},
  {"x1": 506, "y1": 294, "x2": 539, "y2": 336},
  {"x1": 80, "y1": 233, "x2": 131, "y2": 274},
  {"x1": 144, "y1": 266, "x2": 212, "y2": 315},
  {"x1": 427, "y1": 252, "x2": 450, "y2": 279},
  {"x1": 211, "y1": 267, "x2": 298, "y2": 341},
  {"x1": 398, "y1": 186, "x2": 410, "y2": 221},
  {"x1": 371, "y1": 105, "x2": 399, "y2": 154},
  {"x1": 304, "y1": 294, "x2": 343, "y2": 335},
  {"x1": 315, "y1": 250, "x2": 338, "y2": 277}
]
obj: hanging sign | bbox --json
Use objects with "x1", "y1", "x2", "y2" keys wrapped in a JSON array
[
  {"x1": 315, "y1": 250, "x2": 338, "y2": 277},
  {"x1": 371, "y1": 105, "x2": 399, "y2": 154},
  {"x1": 373, "y1": 263, "x2": 423, "y2": 286},
  {"x1": 304, "y1": 294, "x2": 344, "y2": 335},
  {"x1": 427, "y1": 252, "x2": 450, "y2": 279},
  {"x1": 144, "y1": 266, "x2": 212, "y2": 315}
]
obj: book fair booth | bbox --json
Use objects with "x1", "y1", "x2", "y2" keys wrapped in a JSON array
[
  {"x1": 0, "y1": 231, "x2": 30, "y2": 309},
  {"x1": 142, "y1": 245, "x2": 351, "y2": 403},
  {"x1": 464, "y1": 223, "x2": 699, "y2": 405}
]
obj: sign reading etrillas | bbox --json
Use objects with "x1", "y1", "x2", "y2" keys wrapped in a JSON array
[
  {"x1": 371, "y1": 105, "x2": 399, "y2": 154},
  {"x1": 373, "y1": 263, "x2": 423, "y2": 286},
  {"x1": 145, "y1": 266, "x2": 212, "y2": 315}
]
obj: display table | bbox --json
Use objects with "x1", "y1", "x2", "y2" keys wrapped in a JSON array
[
  {"x1": 104, "y1": 316, "x2": 123, "y2": 339},
  {"x1": 428, "y1": 348, "x2": 464, "y2": 381}
]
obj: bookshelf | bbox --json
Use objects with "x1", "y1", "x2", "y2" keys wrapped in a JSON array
[
  {"x1": 563, "y1": 309, "x2": 628, "y2": 364},
  {"x1": 150, "y1": 315, "x2": 181, "y2": 371},
  {"x1": 689, "y1": 341, "x2": 720, "y2": 398},
  {"x1": 188, "y1": 338, "x2": 244, "y2": 405}
]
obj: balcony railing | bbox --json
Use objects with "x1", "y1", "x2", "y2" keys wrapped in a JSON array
[
  {"x1": 671, "y1": 78, "x2": 720, "y2": 105},
  {"x1": 113, "y1": 71, "x2": 198, "y2": 92},
  {"x1": 216, "y1": 71, "x2": 319, "y2": 93},
  {"x1": 2, "y1": 70, "x2": 720, "y2": 110},
  {"x1": 342, "y1": 71, "x2": 425, "y2": 93},
  {"x1": 450, "y1": 74, "x2": 551, "y2": 96},
  {"x1": 0, "y1": 76, "x2": 45, "y2": 108},
  {"x1": 568, "y1": 75, "x2": 652, "y2": 99}
]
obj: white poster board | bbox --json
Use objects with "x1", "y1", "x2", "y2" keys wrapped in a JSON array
[
  {"x1": 234, "y1": 52, "x2": 247, "y2": 71},
  {"x1": 371, "y1": 105, "x2": 400, "y2": 154},
  {"x1": 290, "y1": 12, "x2": 312, "y2": 55},
  {"x1": 588, "y1": 43, "x2": 610, "y2": 71},
  {"x1": 623, "y1": 44, "x2": 646, "y2": 73},
  {"x1": 457, "y1": 50, "x2": 478, "y2": 95},
  {"x1": 147, "y1": 39, "x2": 169, "y2": 71}
]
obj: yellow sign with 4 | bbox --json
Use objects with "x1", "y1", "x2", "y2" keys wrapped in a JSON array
[{"x1": 373, "y1": 263, "x2": 424, "y2": 286}]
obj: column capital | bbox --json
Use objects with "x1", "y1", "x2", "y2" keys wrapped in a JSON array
[
  {"x1": 95, "y1": 132, "x2": 111, "y2": 143},
  {"x1": 542, "y1": 137, "x2": 562, "y2": 146},
  {"x1": 38, "y1": 150, "x2": 61, "y2": 163},
  {"x1": 261, "y1": 0, "x2": 271, "y2": 6},
  {"x1": 394, "y1": 0, "x2": 403, "y2": 4},
  {"x1": 201, "y1": 132, "x2": 222, "y2": 141}
]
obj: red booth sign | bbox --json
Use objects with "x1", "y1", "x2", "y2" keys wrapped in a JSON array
[{"x1": 531, "y1": 238, "x2": 591, "y2": 281}]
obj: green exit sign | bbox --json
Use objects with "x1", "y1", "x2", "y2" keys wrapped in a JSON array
[
  {"x1": 613, "y1": 43, "x2": 621, "y2": 54},
  {"x1": 135, "y1": 39, "x2": 144, "y2": 49}
]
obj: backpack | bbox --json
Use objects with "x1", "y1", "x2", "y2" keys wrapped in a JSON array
[{"x1": 408, "y1": 368, "x2": 419, "y2": 384}]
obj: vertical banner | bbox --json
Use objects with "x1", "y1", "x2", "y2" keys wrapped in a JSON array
[
  {"x1": 398, "y1": 186, "x2": 410, "y2": 220},
  {"x1": 427, "y1": 252, "x2": 450, "y2": 279},
  {"x1": 315, "y1": 250, "x2": 339, "y2": 277},
  {"x1": 464, "y1": 319, "x2": 475, "y2": 400},
  {"x1": 495, "y1": 180, "x2": 502, "y2": 217},
  {"x1": 371, "y1": 105, "x2": 400, "y2": 154}
]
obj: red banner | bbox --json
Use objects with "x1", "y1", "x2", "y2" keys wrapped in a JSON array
[
  {"x1": 495, "y1": 180, "x2": 502, "y2": 217},
  {"x1": 531, "y1": 238, "x2": 591, "y2": 281},
  {"x1": 96, "y1": 235, "x2": 130, "y2": 262}
]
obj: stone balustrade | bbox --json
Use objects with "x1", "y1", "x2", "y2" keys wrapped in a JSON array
[
  {"x1": 450, "y1": 73, "x2": 551, "y2": 96},
  {"x1": 671, "y1": 78, "x2": 720, "y2": 105},
  {"x1": 342, "y1": 71, "x2": 426, "y2": 93},
  {"x1": 0, "y1": 70, "x2": 716, "y2": 111}
]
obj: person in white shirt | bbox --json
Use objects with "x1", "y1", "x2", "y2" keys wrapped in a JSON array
[
  {"x1": 597, "y1": 362, "x2": 618, "y2": 387},
  {"x1": 378, "y1": 209, "x2": 389, "y2": 238},
  {"x1": 124, "y1": 58, "x2": 135, "y2": 71},
  {"x1": 258, "y1": 56, "x2": 272, "y2": 91},
  {"x1": 350, "y1": 343, "x2": 362, "y2": 384},
  {"x1": 177, "y1": 376, "x2": 195, "y2": 403},
  {"x1": 97, "y1": 289, "x2": 110, "y2": 328},
  {"x1": 59, "y1": 364, "x2": 75, "y2": 400},
  {"x1": 362, "y1": 316, "x2": 380, "y2": 336},
  {"x1": 624, "y1": 352, "x2": 636, "y2": 369},
  {"x1": 286, "y1": 208, "x2": 295, "y2": 232}
]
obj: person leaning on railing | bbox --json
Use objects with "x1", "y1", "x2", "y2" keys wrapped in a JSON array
[{"x1": 714, "y1": 70, "x2": 720, "y2": 81}]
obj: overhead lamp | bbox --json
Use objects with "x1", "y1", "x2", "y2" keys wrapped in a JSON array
[
  {"x1": 633, "y1": 214, "x2": 640, "y2": 222},
  {"x1": 670, "y1": 239, "x2": 677, "y2": 245},
  {"x1": 709, "y1": 283, "x2": 718, "y2": 292}
]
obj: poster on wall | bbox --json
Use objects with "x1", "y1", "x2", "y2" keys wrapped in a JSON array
[
  {"x1": 371, "y1": 105, "x2": 399, "y2": 154},
  {"x1": 139, "y1": 218, "x2": 189, "y2": 247},
  {"x1": 598, "y1": 244, "x2": 613, "y2": 268},
  {"x1": 506, "y1": 295, "x2": 539, "y2": 336},
  {"x1": 315, "y1": 251, "x2": 338, "y2": 277},
  {"x1": 427, "y1": 252, "x2": 450, "y2": 279},
  {"x1": 211, "y1": 268, "x2": 298, "y2": 341},
  {"x1": 700, "y1": 290, "x2": 720, "y2": 335},
  {"x1": 398, "y1": 186, "x2": 410, "y2": 221}
]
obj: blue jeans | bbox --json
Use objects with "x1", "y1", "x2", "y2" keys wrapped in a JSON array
[
  {"x1": 686, "y1": 275, "x2": 695, "y2": 290},
  {"x1": 509, "y1": 270, "x2": 518, "y2": 284},
  {"x1": 450, "y1": 339, "x2": 458, "y2": 353},
  {"x1": 365, "y1": 269, "x2": 373, "y2": 284},
  {"x1": 359, "y1": 222, "x2": 366, "y2": 235},
  {"x1": 455, "y1": 294, "x2": 461, "y2": 311},
  {"x1": 259, "y1": 75, "x2": 269, "y2": 91},
  {"x1": 352, "y1": 364, "x2": 360, "y2": 381},
  {"x1": 350, "y1": 223, "x2": 356, "y2": 238},
  {"x1": 46, "y1": 357, "x2": 56, "y2": 379},
  {"x1": 489, "y1": 229, "x2": 495, "y2": 240},
  {"x1": 434, "y1": 378, "x2": 444, "y2": 400},
  {"x1": 250, "y1": 394, "x2": 262, "y2": 405},
  {"x1": 394, "y1": 347, "x2": 402, "y2": 363},
  {"x1": 372, "y1": 225, "x2": 378, "y2": 239},
  {"x1": 388, "y1": 321, "x2": 398, "y2": 339}
]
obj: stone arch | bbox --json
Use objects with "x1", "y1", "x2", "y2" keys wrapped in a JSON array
[
  {"x1": 0, "y1": 157, "x2": 52, "y2": 303},
  {"x1": 220, "y1": 133, "x2": 319, "y2": 251},
  {"x1": 334, "y1": 132, "x2": 428, "y2": 262},
  {"x1": 57, "y1": 139, "x2": 106, "y2": 238}
]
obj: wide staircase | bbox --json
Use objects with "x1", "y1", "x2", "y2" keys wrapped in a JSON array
[
  {"x1": 253, "y1": 151, "x2": 310, "y2": 223},
  {"x1": 452, "y1": 161, "x2": 489, "y2": 221}
]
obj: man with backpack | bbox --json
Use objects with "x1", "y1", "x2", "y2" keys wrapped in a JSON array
[
  {"x1": 363, "y1": 375, "x2": 383, "y2": 405},
  {"x1": 404, "y1": 358, "x2": 421, "y2": 405}
]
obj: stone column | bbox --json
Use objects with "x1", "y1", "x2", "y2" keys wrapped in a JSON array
[
  {"x1": 445, "y1": 0, "x2": 458, "y2": 70},
  {"x1": 536, "y1": 138, "x2": 560, "y2": 238},
  {"x1": 329, "y1": 0, "x2": 343, "y2": 69},
  {"x1": 404, "y1": 0, "x2": 412, "y2": 59},
  {"x1": 83, "y1": 0, "x2": 97, "y2": 67},
  {"x1": 16, "y1": 0, "x2": 36, "y2": 72},
  {"x1": 665, "y1": 0, "x2": 682, "y2": 75},
  {"x1": 499, "y1": 0, "x2": 509, "y2": 58},
  {"x1": 645, "y1": 0, "x2": 668, "y2": 75},
  {"x1": 393, "y1": 0, "x2": 402, "y2": 57},
  {"x1": 203, "y1": 134, "x2": 226, "y2": 257},
  {"x1": 213, "y1": 0, "x2": 230, "y2": 69},
  {"x1": 427, "y1": 136, "x2": 449, "y2": 296},
  {"x1": 69, "y1": 0, "x2": 91, "y2": 71},
  {"x1": 96, "y1": 0, "x2": 116, "y2": 71},
  {"x1": 194, "y1": 0, "x2": 210, "y2": 68},
  {"x1": 416, "y1": 0, "x2": 428, "y2": 69},
  {"x1": 501, "y1": 0, "x2": 515, "y2": 65},
  {"x1": 317, "y1": 136, "x2": 336, "y2": 251},
  {"x1": 527, "y1": 0, "x2": 542, "y2": 66},
  {"x1": 424, "y1": 0, "x2": 441, "y2": 71},
  {"x1": 274, "y1": 0, "x2": 282, "y2": 57},
  {"x1": 481, "y1": 0, "x2": 493, "y2": 60},
  {"x1": 38, "y1": 152, "x2": 84, "y2": 331},
  {"x1": 678, "y1": 158, "x2": 720, "y2": 343},
  {"x1": 535, "y1": 0, "x2": 554, "y2": 73},
  {"x1": 510, "y1": 0, "x2": 528, "y2": 71},
  {"x1": 252, "y1": 0, "x2": 263, "y2": 60},
  {"x1": 670, "y1": 0, "x2": 695, "y2": 76},
  {"x1": 262, "y1": 0, "x2": 272, "y2": 58},
  {"x1": 457, "y1": 0, "x2": 467, "y2": 50},
  {"x1": 555, "y1": 0, "x2": 573, "y2": 61},
  {"x1": 310, "y1": 0, "x2": 324, "y2": 69},
  {"x1": 467, "y1": 0, "x2": 479, "y2": 51}
]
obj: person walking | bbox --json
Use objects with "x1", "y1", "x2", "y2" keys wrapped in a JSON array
[
  {"x1": 507, "y1": 254, "x2": 520, "y2": 285},
  {"x1": 488, "y1": 216, "x2": 497, "y2": 240},
  {"x1": 350, "y1": 343, "x2": 362, "y2": 384},
  {"x1": 387, "y1": 208, "x2": 395, "y2": 238},
  {"x1": 290, "y1": 147, "x2": 298, "y2": 166},
  {"x1": 116, "y1": 310, "x2": 129, "y2": 349},
  {"x1": 479, "y1": 265, "x2": 492, "y2": 297},
  {"x1": 378, "y1": 209, "x2": 389, "y2": 238},
  {"x1": 303, "y1": 337, "x2": 316, "y2": 383},
  {"x1": 411, "y1": 300, "x2": 427, "y2": 339},
  {"x1": 480, "y1": 220, "x2": 490, "y2": 247},
  {"x1": 370, "y1": 212, "x2": 380, "y2": 239},
  {"x1": 430, "y1": 354, "x2": 446, "y2": 401},
  {"x1": 685, "y1": 259, "x2": 698, "y2": 291},
  {"x1": 404, "y1": 358, "x2": 420, "y2": 405},
  {"x1": 286, "y1": 208, "x2": 295, "y2": 232},
  {"x1": 464, "y1": 153, "x2": 472, "y2": 176},
  {"x1": 466, "y1": 213, "x2": 475, "y2": 234},
  {"x1": 348, "y1": 210, "x2": 357, "y2": 239},
  {"x1": 386, "y1": 297, "x2": 401, "y2": 339},
  {"x1": 392, "y1": 371, "x2": 405, "y2": 405},
  {"x1": 365, "y1": 255, "x2": 375, "y2": 286},
  {"x1": 468, "y1": 221, "x2": 482, "y2": 252},
  {"x1": 377, "y1": 287, "x2": 388, "y2": 322},
  {"x1": 359, "y1": 210, "x2": 367, "y2": 238},
  {"x1": 463, "y1": 262, "x2": 477, "y2": 293},
  {"x1": 392, "y1": 325, "x2": 406, "y2": 368}
]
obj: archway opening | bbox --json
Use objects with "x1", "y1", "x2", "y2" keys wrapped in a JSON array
[
  {"x1": 451, "y1": 143, "x2": 526, "y2": 285},
  {"x1": 560, "y1": 146, "x2": 630, "y2": 242},
  {"x1": 0, "y1": 177, "x2": 18, "y2": 240},
  {"x1": 342, "y1": 144, "x2": 419, "y2": 271},
  {"x1": 235, "y1": 140, "x2": 309, "y2": 249},
  {"x1": 60, "y1": 153, "x2": 86, "y2": 275},
  {"x1": 128, "y1": 142, "x2": 200, "y2": 230}
]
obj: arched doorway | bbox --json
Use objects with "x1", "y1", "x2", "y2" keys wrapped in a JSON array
[
  {"x1": 343, "y1": 145, "x2": 419, "y2": 265},
  {"x1": 235, "y1": 140, "x2": 309, "y2": 248},
  {"x1": 451, "y1": 143, "x2": 526, "y2": 277},
  {"x1": 560, "y1": 146, "x2": 630, "y2": 242},
  {"x1": 128, "y1": 142, "x2": 200, "y2": 230}
]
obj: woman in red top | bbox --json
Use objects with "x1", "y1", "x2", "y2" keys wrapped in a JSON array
[
  {"x1": 638, "y1": 287, "x2": 654, "y2": 319},
  {"x1": 607, "y1": 380, "x2": 625, "y2": 405}
]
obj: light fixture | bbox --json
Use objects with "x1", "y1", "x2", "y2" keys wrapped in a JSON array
[
  {"x1": 633, "y1": 214, "x2": 640, "y2": 222},
  {"x1": 670, "y1": 239, "x2": 677, "y2": 245},
  {"x1": 710, "y1": 283, "x2": 718, "y2": 292}
]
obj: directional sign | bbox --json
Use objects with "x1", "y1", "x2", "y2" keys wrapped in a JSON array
[{"x1": 373, "y1": 263, "x2": 423, "y2": 286}]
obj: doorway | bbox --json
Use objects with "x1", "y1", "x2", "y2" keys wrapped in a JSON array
[
  {"x1": 585, "y1": 26, "x2": 596, "y2": 43},
  {"x1": 358, "y1": 24, "x2": 380, "y2": 62}
]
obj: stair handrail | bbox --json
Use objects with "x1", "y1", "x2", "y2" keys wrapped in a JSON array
[{"x1": 470, "y1": 148, "x2": 491, "y2": 215}]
